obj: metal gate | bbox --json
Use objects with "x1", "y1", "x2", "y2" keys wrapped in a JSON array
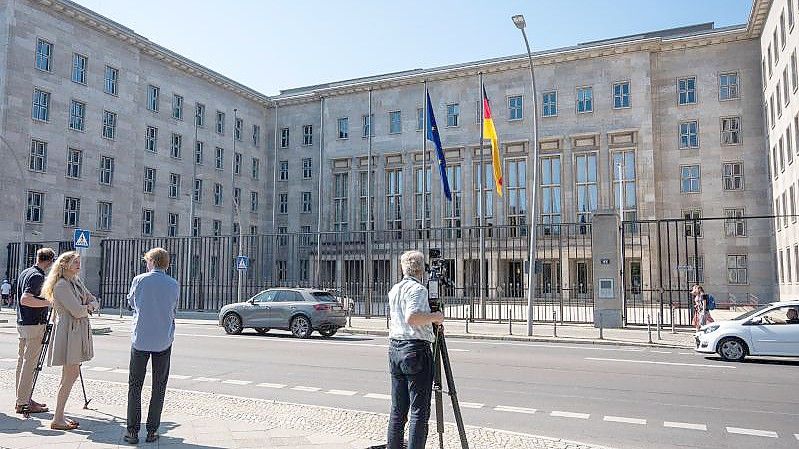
[{"x1": 5, "y1": 240, "x2": 74, "y2": 281}]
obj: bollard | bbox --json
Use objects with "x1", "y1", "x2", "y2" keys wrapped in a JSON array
[
  {"x1": 657, "y1": 311, "x2": 662, "y2": 341},
  {"x1": 647, "y1": 314, "x2": 653, "y2": 344},
  {"x1": 553, "y1": 310, "x2": 557, "y2": 337},
  {"x1": 671, "y1": 307, "x2": 676, "y2": 334},
  {"x1": 508, "y1": 307, "x2": 513, "y2": 336},
  {"x1": 465, "y1": 319, "x2": 469, "y2": 334},
  {"x1": 599, "y1": 313, "x2": 604, "y2": 340}
]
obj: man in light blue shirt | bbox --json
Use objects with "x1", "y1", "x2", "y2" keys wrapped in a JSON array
[{"x1": 124, "y1": 248, "x2": 179, "y2": 445}]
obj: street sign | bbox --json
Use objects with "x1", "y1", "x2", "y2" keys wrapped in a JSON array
[
  {"x1": 73, "y1": 229, "x2": 91, "y2": 248},
  {"x1": 236, "y1": 256, "x2": 249, "y2": 271}
]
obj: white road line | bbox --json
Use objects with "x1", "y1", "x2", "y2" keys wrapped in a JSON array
[
  {"x1": 679, "y1": 352, "x2": 692, "y2": 355},
  {"x1": 168, "y1": 375, "x2": 192, "y2": 380},
  {"x1": 726, "y1": 427, "x2": 778, "y2": 438},
  {"x1": 604, "y1": 416, "x2": 647, "y2": 425},
  {"x1": 456, "y1": 340, "x2": 645, "y2": 353},
  {"x1": 326, "y1": 389, "x2": 358, "y2": 396},
  {"x1": 256, "y1": 382, "x2": 287, "y2": 389},
  {"x1": 550, "y1": 411, "x2": 590, "y2": 419},
  {"x1": 649, "y1": 350, "x2": 672, "y2": 354},
  {"x1": 291, "y1": 386, "x2": 321, "y2": 392},
  {"x1": 664, "y1": 421, "x2": 707, "y2": 431},
  {"x1": 0, "y1": 358, "x2": 17, "y2": 362},
  {"x1": 459, "y1": 402, "x2": 484, "y2": 409},
  {"x1": 88, "y1": 366, "x2": 112, "y2": 372},
  {"x1": 222, "y1": 379, "x2": 252, "y2": 385},
  {"x1": 585, "y1": 357, "x2": 735, "y2": 369},
  {"x1": 111, "y1": 368, "x2": 128, "y2": 374},
  {"x1": 494, "y1": 405, "x2": 537, "y2": 415},
  {"x1": 364, "y1": 393, "x2": 391, "y2": 400},
  {"x1": 794, "y1": 433, "x2": 799, "y2": 440},
  {"x1": 194, "y1": 377, "x2": 220, "y2": 382}
]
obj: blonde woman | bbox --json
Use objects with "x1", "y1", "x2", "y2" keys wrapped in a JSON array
[{"x1": 42, "y1": 251, "x2": 99, "y2": 430}]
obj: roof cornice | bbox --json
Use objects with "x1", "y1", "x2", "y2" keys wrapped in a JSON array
[{"x1": 746, "y1": 0, "x2": 772, "y2": 38}]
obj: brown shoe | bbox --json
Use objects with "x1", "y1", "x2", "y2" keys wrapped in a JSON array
[
  {"x1": 15, "y1": 403, "x2": 49, "y2": 414},
  {"x1": 31, "y1": 399, "x2": 47, "y2": 408}
]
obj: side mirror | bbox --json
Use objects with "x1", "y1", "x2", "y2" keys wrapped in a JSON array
[{"x1": 248, "y1": 298, "x2": 256, "y2": 304}]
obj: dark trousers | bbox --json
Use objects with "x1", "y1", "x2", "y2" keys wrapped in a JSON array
[
  {"x1": 387, "y1": 339, "x2": 434, "y2": 449},
  {"x1": 127, "y1": 346, "x2": 171, "y2": 433}
]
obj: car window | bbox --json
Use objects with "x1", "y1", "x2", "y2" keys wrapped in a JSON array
[
  {"x1": 311, "y1": 292, "x2": 338, "y2": 303},
  {"x1": 273, "y1": 291, "x2": 294, "y2": 302},
  {"x1": 759, "y1": 306, "x2": 799, "y2": 325},
  {"x1": 253, "y1": 291, "x2": 276, "y2": 303},
  {"x1": 732, "y1": 304, "x2": 770, "y2": 321}
]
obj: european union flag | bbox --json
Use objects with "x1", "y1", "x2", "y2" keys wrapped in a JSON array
[{"x1": 426, "y1": 91, "x2": 452, "y2": 201}]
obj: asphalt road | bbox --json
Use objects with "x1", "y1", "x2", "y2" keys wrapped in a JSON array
[{"x1": 1, "y1": 320, "x2": 797, "y2": 449}]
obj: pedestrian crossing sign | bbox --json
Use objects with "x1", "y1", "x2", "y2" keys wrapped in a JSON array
[
  {"x1": 236, "y1": 256, "x2": 249, "y2": 271},
  {"x1": 73, "y1": 229, "x2": 91, "y2": 248}
]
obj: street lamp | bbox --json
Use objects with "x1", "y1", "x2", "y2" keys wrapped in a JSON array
[{"x1": 511, "y1": 14, "x2": 540, "y2": 336}]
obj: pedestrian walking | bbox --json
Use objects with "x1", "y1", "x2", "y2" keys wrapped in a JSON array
[
  {"x1": 123, "y1": 248, "x2": 179, "y2": 445},
  {"x1": 43, "y1": 251, "x2": 99, "y2": 430},
  {"x1": 385, "y1": 250, "x2": 444, "y2": 449},
  {"x1": 14, "y1": 248, "x2": 55, "y2": 415},
  {"x1": 1, "y1": 279, "x2": 12, "y2": 307},
  {"x1": 691, "y1": 284, "x2": 714, "y2": 331}
]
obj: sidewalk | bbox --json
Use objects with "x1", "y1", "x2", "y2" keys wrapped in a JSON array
[{"x1": 0, "y1": 369, "x2": 611, "y2": 449}]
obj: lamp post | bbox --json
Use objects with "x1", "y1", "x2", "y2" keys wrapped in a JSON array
[{"x1": 512, "y1": 14, "x2": 540, "y2": 336}]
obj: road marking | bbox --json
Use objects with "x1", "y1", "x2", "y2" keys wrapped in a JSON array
[
  {"x1": 585, "y1": 357, "x2": 735, "y2": 369},
  {"x1": 364, "y1": 393, "x2": 391, "y2": 400},
  {"x1": 649, "y1": 350, "x2": 672, "y2": 354},
  {"x1": 291, "y1": 386, "x2": 321, "y2": 392},
  {"x1": 111, "y1": 368, "x2": 128, "y2": 374},
  {"x1": 459, "y1": 402, "x2": 484, "y2": 409},
  {"x1": 494, "y1": 405, "x2": 537, "y2": 415},
  {"x1": 604, "y1": 416, "x2": 646, "y2": 425},
  {"x1": 664, "y1": 421, "x2": 707, "y2": 431},
  {"x1": 222, "y1": 379, "x2": 252, "y2": 385},
  {"x1": 458, "y1": 340, "x2": 645, "y2": 353},
  {"x1": 194, "y1": 377, "x2": 220, "y2": 382},
  {"x1": 679, "y1": 352, "x2": 692, "y2": 355},
  {"x1": 550, "y1": 411, "x2": 590, "y2": 419},
  {"x1": 256, "y1": 382, "x2": 287, "y2": 389},
  {"x1": 0, "y1": 358, "x2": 16, "y2": 362},
  {"x1": 326, "y1": 389, "x2": 358, "y2": 396},
  {"x1": 726, "y1": 427, "x2": 778, "y2": 438},
  {"x1": 794, "y1": 433, "x2": 799, "y2": 440},
  {"x1": 173, "y1": 332, "x2": 469, "y2": 351},
  {"x1": 88, "y1": 366, "x2": 112, "y2": 372},
  {"x1": 168, "y1": 374, "x2": 192, "y2": 380}
]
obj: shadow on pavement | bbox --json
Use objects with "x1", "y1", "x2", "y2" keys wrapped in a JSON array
[
  {"x1": 704, "y1": 356, "x2": 799, "y2": 366},
  {"x1": 241, "y1": 330, "x2": 377, "y2": 342}
]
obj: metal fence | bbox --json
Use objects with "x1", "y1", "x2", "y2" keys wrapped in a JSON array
[{"x1": 5, "y1": 240, "x2": 75, "y2": 282}]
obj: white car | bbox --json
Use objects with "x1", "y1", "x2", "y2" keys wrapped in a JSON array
[{"x1": 695, "y1": 300, "x2": 799, "y2": 362}]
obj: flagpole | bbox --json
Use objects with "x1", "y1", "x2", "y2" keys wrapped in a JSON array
[
  {"x1": 478, "y1": 72, "x2": 486, "y2": 321},
  {"x1": 315, "y1": 96, "x2": 325, "y2": 285},
  {"x1": 366, "y1": 88, "x2": 373, "y2": 318},
  {"x1": 422, "y1": 81, "x2": 428, "y2": 252}
]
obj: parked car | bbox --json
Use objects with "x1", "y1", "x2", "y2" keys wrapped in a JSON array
[
  {"x1": 219, "y1": 288, "x2": 347, "y2": 338},
  {"x1": 695, "y1": 300, "x2": 799, "y2": 361}
]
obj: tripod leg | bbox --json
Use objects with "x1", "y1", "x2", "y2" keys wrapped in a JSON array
[
  {"x1": 24, "y1": 323, "x2": 53, "y2": 418},
  {"x1": 79, "y1": 366, "x2": 91, "y2": 409},
  {"x1": 439, "y1": 333, "x2": 470, "y2": 449},
  {"x1": 432, "y1": 327, "x2": 445, "y2": 449}
]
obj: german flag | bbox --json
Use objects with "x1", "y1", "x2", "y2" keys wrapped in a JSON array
[{"x1": 482, "y1": 86, "x2": 503, "y2": 197}]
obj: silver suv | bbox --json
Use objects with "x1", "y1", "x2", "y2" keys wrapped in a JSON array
[{"x1": 219, "y1": 288, "x2": 347, "y2": 338}]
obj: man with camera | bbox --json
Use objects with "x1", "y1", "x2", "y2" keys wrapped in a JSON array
[{"x1": 385, "y1": 250, "x2": 444, "y2": 449}]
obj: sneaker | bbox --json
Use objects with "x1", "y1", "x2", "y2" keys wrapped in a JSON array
[
  {"x1": 145, "y1": 431, "x2": 158, "y2": 443},
  {"x1": 123, "y1": 430, "x2": 139, "y2": 445}
]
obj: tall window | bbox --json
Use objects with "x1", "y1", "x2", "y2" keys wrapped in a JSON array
[
  {"x1": 678, "y1": 77, "x2": 697, "y2": 105},
  {"x1": 215, "y1": 147, "x2": 224, "y2": 170},
  {"x1": 145, "y1": 126, "x2": 158, "y2": 152},
  {"x1": 719, "y1": 73, "x2": 739, "y2": 100},
  {"x1": 686, "y1": 256, "x2": 704, "y2": 283},
  {"x1": 172, "y1": 94, "x2": 183, "y2": 120},
  {"x1": 680, "y1": 165, "x2": 701, "y2": 193},
  {"x1": 386, "y1": 169, "x2": 403, "y2": 232},
  {"x1": 97, "y1": 202, "x2": 112, "y2": 231},
  {"x1": 338, "y1": 118, "x2": 349, "y2": 139},
  {"x1": 683, "y1": 209, "x2": 702, "y2": 237},
  {"x1": 29, "y1": 140, "x2": 47, "y2": 172},
  {"x1": 788, "y1": 126, "x2": 795, "y2": 165},
  {"x1": 506, "y1": 159, "x2": 527, "y2": 235},
  {"x1": 278, "y1": 193, "x2": 288, "y2": 214},
  {"x1": 168, "y1": 213, "x2": 179, "y2": 237},
  {"x1": 212, "y1": 220, "x2": 221, "y2": 236},
  {"x1": 170, "y1": 133, "x2": 182, "y2": 159},
  {"x1": 302, "y1": 158, "x2": 313, "y2": 179},
  {"x1": 143, "y1": 167, "x2": 156, "y2": 194},
  {"x1": 233, "y1": 188, "x2": 241, "y2": 210},
  {"x1": 389, "y1": 111, "x2": 402, "y2": 134},
  {"x1": 414, "y1": 167, "x2": 431, "y2": 230},
  {"x1": 234, "y1": 117, "x2": 243, "y2": 141},
  {"x1": 727, "y1": 255, "x2": 748, "y2": 284},
  {"x1": 301, "y1": 191, "x2": 312, "y2": 213},
  {"x1": 446, "y1": 104, "x2": 460, "y2": 127},
  {"x1": 234, "y1": 152, "x2": 242, "y2": 175},
  {"x1": 679, "y1": 121, "x2": 699, "y2": 148},
  {"x1": 613, "y1": 82, "x2": 630, "y2": 108},
  {"x1": 791, "y1": 185, "x2": 797, "y2": 223},
  {"x1": 147, "y1": 85, "x2": 159, "y2": 112},
  {"x1": 69, "y1": 100, "x2": 85, "y2": 131},
  {"x1": 333, "y1": 173, "x2": 349, "y2": 231},
  {"x1": 192, "y1": 217, "x2": 201, "y2": 237},
  {"x1": 542, "y1": 91, "x2": 557, "y2": 117},
  {"x1": 104, "y1": 66, "x2": 118, "y2": 95},
  {"x1": 508, "y1": 95, "x2": 523, "y2": 120},
  {"x1": 251, "y1": 191, "x2": 259, "y2": 212},
  {"x1": 721, "y1": 117, "x2": 741, "y2": 145},
  {"x1": 195, "y1": 141, "x2": 204, "y2": 165},
  {"x1": 66, "y1": 148, "x2": 82, "y2": 179},
  {"x1": 474, "y1": 162, "x2": 494, "y2": 226},
  {"x1": 279, "y1": 160, "x2": 289, "y2": 180},
  {"x1": 141, "y1": 209, "x2": 154, "y2": 236},
  {"x1": 216, "y1": 111, "x2": 225, "y2": 134},
  {"x1": 724, "y1": 208, "x2": 746, "y2": 237},
  {"x1": 32, "y1": 89, "x2": 50, "y2": 121},
  {"x1": 784, "y1": 68, "x2": 791, "y2": 105},
  {"x1": 576, "y1": 87, "x2": 593, "y2": 113},
  {"x1": 99, "y1": 156, "x2": 114, "y2": 185},
  {"x1": 252, "y1": 125, "x2": 260, "y2": 146},
  {"x1": 280, "y1": 127, "x2": 290, "y2": 147},
  {"x1": 63, "y1": 197, "x2": 81, "y2": 227},
  {"x1": 193, "y1": 179, "x2": 203, "y2": 203},
  {"x1": 574, "y1": 153, "x2": 598, "y2": 223},
  {"x1": 195, "y1": 103, "x2": 205, "y2": 126},
  {"x1": 540, "y1": 156, "x2": 561, "y2": 234},
  {"x1": 443, "y1": 165, "x2": 462, "y2": 232},
  {"x1": 722, "y1": 162, "x2": 744, "y2": 190},
  {"x1": 362, "y1": 114, "x2": 373, "y2": 137},
  {"x1": 252, "y1": 157, "x2": 260, "y2": 179},
  {"x1": 35, "y1": 39, "x2": 53, "y2": 71},
  {"x1": 72, "y1": 53, "x2": 87, "y2": 84},
  {"x1": 612, "y1": 150, "x2": 637, "y2": 222},
  {"x1": 214, "y1": 183, "x2": 223, "y2": 206},
  {"x1": 359, "y1": 171, "x2": 374, "y2": 230},
  {"x1": 169, "y1": 173, "x2": 180, "y2": 198},
  {"x1": 303, "y1": 124, "x2": 313, "y2": 145},
  {"x1": 26, "y1": 191, "x2": 44, "y2": 223},
  {"x1": 102, "y1": 110, "x2": 117, "y2": 139}
]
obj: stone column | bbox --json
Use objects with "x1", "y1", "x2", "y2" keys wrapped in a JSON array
[{"x1": 592, "y1": 209, "x2": 623, "y2": 328}]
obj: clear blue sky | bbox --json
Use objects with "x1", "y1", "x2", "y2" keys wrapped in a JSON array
[{"x1": 72, "y1": 0, "x2": 753, "y2": 96}]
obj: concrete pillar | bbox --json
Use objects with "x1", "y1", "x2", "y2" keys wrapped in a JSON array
[{"x1": 592, "y1": 209, "x2": 623, "y2": 328}]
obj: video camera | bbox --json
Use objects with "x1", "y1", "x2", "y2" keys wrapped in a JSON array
[{"x1": 425, "y1": 248, "x2": 453, "y2": 313}]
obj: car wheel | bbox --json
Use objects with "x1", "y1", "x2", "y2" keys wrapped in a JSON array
[
  {"x1": 319, "y1": 326, "x2": 337, "y2": 338},
  {"x1": 222, "y1": 313, "x2": 243, "y2": 335},
  {"x1": 717, "y1": 337, "x2": 747, "y2": 362},
  {"x1": 290, "y1": 315, "x2": 312, "y2": 339},
  {"x1": 254, "y1": 327, "x2": 270, "y2": 335}
]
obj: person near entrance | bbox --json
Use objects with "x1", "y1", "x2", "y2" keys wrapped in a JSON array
[
  {"x1": 14, "y1": 247, "x2": 55, "y2": 415},
  {"x1": 1, "y1": 279, "x2": 12, "y2": 307}
]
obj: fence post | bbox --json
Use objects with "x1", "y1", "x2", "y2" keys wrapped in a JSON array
[
  {"x1": 657, "y1": 311, "x2": 662, "y2": 341},
  {"x1": 671, "y1": 305, "x2": 676, "y2": 334},
  {"x1": 647, "y1": 314, "x2": 653, "y2": 344},
  {"x1": 553, "y1": 310, "x2": 557, "y2": 337},
  {"x1": 508, "y1": 307, "x2": 512, "y2": 336},
  {"x1": 465, "y1": 319, "x2": 469, "y2": 334},
  {"x1": 599, "y1": 312, "x2": 604, "y2": 340}
]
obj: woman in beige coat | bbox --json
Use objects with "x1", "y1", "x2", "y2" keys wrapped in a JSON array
[{"x1": 41, "y1": 251, "x2": 99, "y2": 430}]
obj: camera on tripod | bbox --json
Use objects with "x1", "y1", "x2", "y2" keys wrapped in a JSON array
[{"x1": 425, "y1": 248, "x2": 453, "y2": 313}]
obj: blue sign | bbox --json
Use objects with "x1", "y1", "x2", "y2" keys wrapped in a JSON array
[
  {"x1": 236, "y1": 256, "x2": 249, "y2": 271},
  {"x1": 73, "y1": 229, "x2": 91, "y2": 248}
]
